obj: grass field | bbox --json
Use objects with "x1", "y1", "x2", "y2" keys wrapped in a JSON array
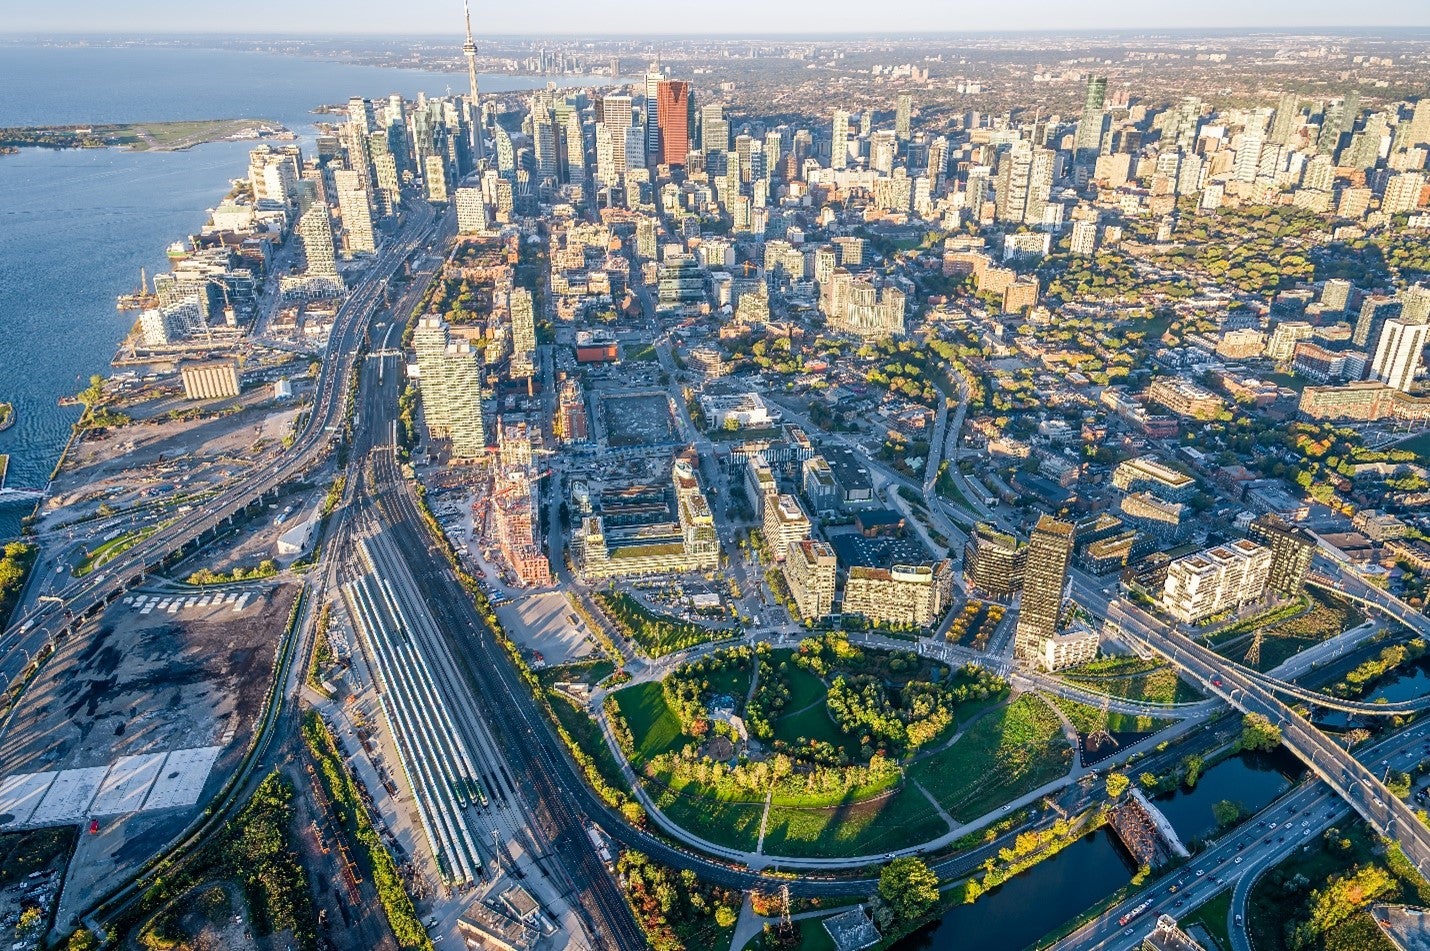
[
  {"x1": 769, "y1": 660, "x2": 861, "y2": 753},
  {"x1": 907, "y1": 695, "x2": 1072, "y2": 822},
  {"x1": 595, "y1": 590, "x2": 725, "y2": 657},
  {"x1": 613, "y1": 681, "x2": 689, "y2": 765},
  {"x1": 1062, "y1": 657, "x2": 1203, "y2": 705},
  {"x1": 1051, "y1": 696, "x2": 1176, "y2": 736},
  {"x1": 759, "y1": 784, "x2": 949, "y2": 858},
  {"x1": 548, "y1": 692, "x2": 630, "y2": 795},
  {"x1": 1182, "y1": 890, "x2": 1232, "y2": 951},
  {"x1": 651, "y1": 782, "x2": 766, "y2": 852}
]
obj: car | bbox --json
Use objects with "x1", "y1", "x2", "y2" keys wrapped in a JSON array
[
  {"x1": 1264, "y1": 836, "x2": 1272, "y2": 844},
  {"x1": 1270, "y1": 822, "x2": 1277, "y2": 829},
  {"x1": 1236, "y1": 915, "x2": 1244, "y2": 926},
  {"x1": 1234, "y1": 856, "x2": 1244, "y2": 864},
  {"x1": 1304, "y1": 828, "x2": 1312, "y2": 836},
  {"x1": 1125, "y1": 929, "x2": 1134, "y2": 936},
  {"x1": 1196, "y1": 870, "x2": 1205, "y2": 877}
]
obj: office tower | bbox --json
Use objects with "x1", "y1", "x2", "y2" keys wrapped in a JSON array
[
  {"x1": 510, "y1": 286, "x2": 537, "y2": 356},
  {"x1": 763, "y1": 130, "x2": 782, "y2": 182},
  {"x1": 656, "y1": 80, "x2": 693, "y2": 167},
  {"x1": 963, "y1": 523, "x2": 1025, "y2": 599},
  {"x1": 532, "y1": 111, "x2": 559, "y2": 181},
  {"x1": 644, "y1": 65, "x2": 663, "y2": 164},
  {"x1": 1074, "y1": 75, "x2": 1108, "y2": 164},
  {"x1": 831, "y1": 109, "x2": 849, "y2": 170},
  {"x1": 296, "y1": 201, "x2": 338, "y2": 276},
  {"x1": 333, "y1": 170, "x2": 375, "y2": 254},
  {"x1": 1384, "y1": 171, "x2": 1427, "y2": 215},
  {"x1": 870, "y1": 130, "x2": 897, "y2": 174},
  {"x1": 554, "y1": 102, "x2": 586, "y2": 184},
  {"x1": 1270, "y1": 92, "x2": 1301, "y2": 145},
  {"x1": 1370, "y1": 317, "x2": 1429, "y2": 392},
  {"x1": 598, "y1": 93, "x2": 633, "y2": 129},
  {"x1": 1013, "y1": 516, "x2": 1074, "y2": 662},
  {"x1": 895, "y1": 93, "x2": 912, "y2": 141},
  {"x1": 413, "y1": 316, "x2": 485, "y2": 458},
  {"x1": 1248, "y1": 515, "x2": 1315, "y2": 599},
  {"x1": 699, "y1": 102, "x2": 727, "y2": 154}
]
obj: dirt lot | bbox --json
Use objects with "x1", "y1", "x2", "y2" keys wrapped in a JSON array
[
  {"x1": 496, "y1": 592, "x2": 596, "y2": 667},
  {"x1": 0, "y1": 583, "x2": 296, "y2": 779}
]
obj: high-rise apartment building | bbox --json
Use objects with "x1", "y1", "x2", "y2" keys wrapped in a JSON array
[
  {"x1": 1247, "y1": 515, "x2": 1316, "y2": 599},
  {"x1": 895, "y1": 93, "x2": 912, "y2": 141},
  {"x1": 1074, "y1": 75, "x2": 1107, "y2": 164},
  {"x1": 842, "y1": 562, "x2": 954, "y2": 629},
  {"x1": 509, "y1": 286, "x2": 537, "y2": 356},
  {"x1": 1370, "y1": 317, "x2": 1429, "y2": 392},
  {"x1": 783, "y1": 539, "x2": 837, "y2": 622},
  {"x1": 1162, "y1": 540, "x2": 1271, "y2": 625},
  {"x1": 296, "y1": 201, "x2": 338, "y2": 276},
  {"x1": 333, "y1": 170, "x2": 375, "y2": 254},
  {"x1": 455, "y1": 185, "x2": 489, "y2": 233},
  {"x1": 1013, "y1": 516, "x2": 1074, "y2": 662},
  {"x1": 831, "y1": 110, "x2": 850, "y2": 170},
  {"x1": 963, "y1": 524, "x2": 1025, "y2": 599},
  {"x1": 762, "y1": 494, "x2": 811, "y2": 562},
  {"x1": 655, "y1": 80, "x2": 693, "y2": 167},
  {"x1": 413, "y1": 316, "x2": 485, "y2": 459}
]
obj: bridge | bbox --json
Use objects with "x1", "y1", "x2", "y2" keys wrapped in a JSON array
[{"x1": 1109, "y1": 598, "x2": 1430, "y2": 878}]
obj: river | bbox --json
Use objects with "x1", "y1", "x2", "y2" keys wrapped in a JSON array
[{"x1": 0, "y1": 43, "x2": 592, "y2": 539}]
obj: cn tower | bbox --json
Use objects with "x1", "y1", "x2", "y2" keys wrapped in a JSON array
[{"x1": 462, "y1": 0, "x2": 485, "y2": 164}]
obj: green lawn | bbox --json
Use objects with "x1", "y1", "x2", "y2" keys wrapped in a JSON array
[
  {"x1": 613, "y1": 682, "x2": 689, "y2": 765},
  {"x1": 1062, "y1": 659, "x2": 1203, "y2": 704},
  {"x1": 759, "y1": 784, "x2": 948, "y2": 858},
  {"x1": 1051, "y1": 696, "x2": 1176, "y2": 736},
  {"x1": 1182, "y1": 890, "x2": 1232, "y2": 951},
  {"x1": 1396, "y1": 430, "x2": 1430, "y2": 464},
  {"x1": 704, "y1": 664, "x2": 754, "y2": 709},
  {"x1": 651, "y1": 783, "x2": 766, "y2": 852},
  {"x1": 547, "y1": 692, "x2": 630, "y2": 796},
  {"x1": 907, "y1": 695, "x2": 1073, "y2": 822}
]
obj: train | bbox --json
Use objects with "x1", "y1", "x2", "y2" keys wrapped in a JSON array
[{"x1": 1118, "y1": 899, "x2": 1152, "y2": 927}]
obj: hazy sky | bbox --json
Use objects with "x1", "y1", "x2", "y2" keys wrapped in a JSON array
[{"x1": 6, "y1": 0, "x2": 1430, "y2": 35}]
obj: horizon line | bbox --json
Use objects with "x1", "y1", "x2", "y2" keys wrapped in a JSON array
[{"x1": 4, "y1": 25, "x2": 1430, "y2": 38}]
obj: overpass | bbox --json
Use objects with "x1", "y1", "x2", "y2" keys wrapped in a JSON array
[
  {"x1": 1109, "y1": 598, "x2": 1430, "y2": 878},
  {"x1": 0, "y1": 203, "x2": 441, "y2": 695}
]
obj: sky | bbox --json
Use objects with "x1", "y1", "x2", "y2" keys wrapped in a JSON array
[{"x1": 6, "y1": 0, "x2": 1430, "y2": 35}]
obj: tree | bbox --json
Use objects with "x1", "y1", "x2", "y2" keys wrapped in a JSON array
[
  {"x1": 1105, "y1": 772, "x2": 1130, "y2": 799},
  {"x1": 878, "y1": 857, "x2": 940, "y2": 922},
  {"x1": 1212, "y1": 800, "x2": 1246, "y2": 828},
  {"x1": 66, "y1": 931, "x2": 99, "y2": 951},
  {"x1": 715, "y1": 905, "x2": 738, "y2": 928},
  {"x1": 1239, "y1": 712, "x2": 1282, "y2": 752}
]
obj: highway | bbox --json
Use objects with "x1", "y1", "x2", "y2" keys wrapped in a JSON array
[
  {"x1": 0, "y1": 202, "x2": 438, "y2": 697},
  {"x1": 1108, "y1": 597, "x2": 1430, "y2": 879},
  {"x1": 1053, "y1": 718, "x2": 1430, "y2": 951}
]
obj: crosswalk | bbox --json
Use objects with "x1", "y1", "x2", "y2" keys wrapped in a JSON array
[{"x1": 121, "y1": 591, "x2": 254, "y2": 616}]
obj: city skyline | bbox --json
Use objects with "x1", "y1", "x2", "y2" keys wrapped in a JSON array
[{"x1": 6, "y1": 0, "x2": 1430, "y2": 34}]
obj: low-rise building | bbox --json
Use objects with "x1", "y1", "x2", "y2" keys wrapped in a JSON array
[
  {"x1": 1111, "y1": 456, "x2": 1197, "y2": 502},
  {"x1": 179, "y1": 360, "x2": 241, "y2": 400}
]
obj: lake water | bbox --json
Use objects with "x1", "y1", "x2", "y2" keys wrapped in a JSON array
[{"x1": 0, "y1": 44, "x2": 584, "y2": 538}]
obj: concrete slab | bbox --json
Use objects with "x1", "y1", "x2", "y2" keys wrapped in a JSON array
[
  {"x1": 143, "y1": 747, "x2": 221, "y2": 811},
  {"x1": 0, "y1": 771, "x2": 57, "y2": 826},
  {"x1": 30, "y1": 766, "x2": 108, "y2": 824},
  {"x1": 90, "y1": 753, "x2": 167, "y2": 816}
]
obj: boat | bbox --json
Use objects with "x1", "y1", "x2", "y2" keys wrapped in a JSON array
[{"x1": 0, "y1": 402, "x2": 13, "y2": 432}]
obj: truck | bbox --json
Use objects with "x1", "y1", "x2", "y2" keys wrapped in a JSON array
[{"x1": 1118, "y1": 899, "x2": 1152, "y2": 927}]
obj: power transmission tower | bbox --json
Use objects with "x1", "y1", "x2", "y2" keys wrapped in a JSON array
[{"x1": 1244, "y1": 628, "x2": 1264, "y2": 668}]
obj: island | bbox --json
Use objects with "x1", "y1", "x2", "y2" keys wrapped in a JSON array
[
  {"x1": 0, "y1": 402, "x2": 13, "y2": 433},
  {"x1": 0, "y1": 119, "x2": 292, "y2": 153}
]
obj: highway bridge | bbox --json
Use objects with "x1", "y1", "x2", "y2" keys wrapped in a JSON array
[{"x1": 1110, "y1": 598, "x2": 1430, "y2": 879}]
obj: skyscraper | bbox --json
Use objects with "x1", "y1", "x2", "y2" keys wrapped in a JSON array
[
  {"x1": 644, "y1": 65, "x2": 663, "y2": 164},
  {"x1": 1269, "y1": 92, "x2": 1301, "y2": 145},
  {"x1": 831, "y1": 110, "x2": 850, "y2": 170},
  {"x1": 655, "y1": 80, "x2": 693, "y2": 167},
  {"x1": 413, "y1": 316, "x2": 485, "y2": 459},
  {"x1": 333, "y1": 170, "x2": 375, "y2": 255},
  {"x1": 1013, "y1": 515, "x2": 1074, "y2": 663},
  {"x1": 296, "y1": 201, "x2": 338, "y2": 276},
  {"x1": 1074, "y1": 75, "x2": 1108, "y2": 165},
  {"x1": 700, "y1": 103, "x2": 729, "y2": 154},
  {"x1": 461, "y1": 1, "x2": 484, "y2": 165},
  {"x1": 895, "y1": 93, "x2": 912, "y2": 141}
]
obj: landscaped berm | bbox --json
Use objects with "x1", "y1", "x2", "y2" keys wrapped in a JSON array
[{"x1": 605, "y1": 634, "x2": 1074, "y2": 858}]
